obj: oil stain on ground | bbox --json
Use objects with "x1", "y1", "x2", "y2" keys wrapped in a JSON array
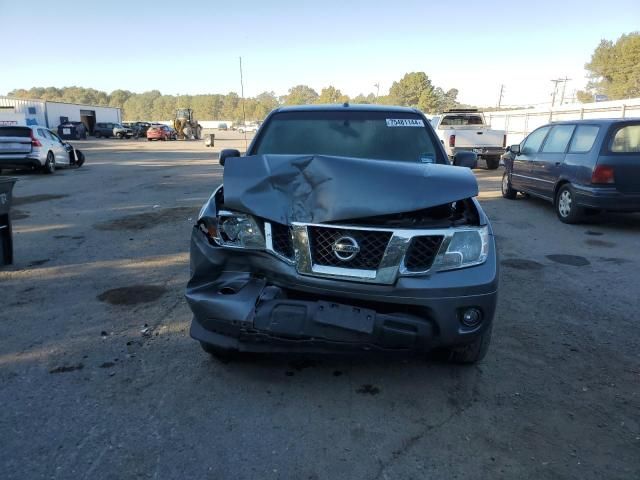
[
  {"x1": 93, "y1": 206, "x2": 196, "y2": 231},
  {"x1": 97, "y1": 285, "x2": 167, "y2": 305},
  {"x1": 546, "y1": 254, "x2": 591, "y2": 266},
  {"x1": 13, "y1": 194, "x2": 68, "y2": 206},
  {"x1": 49, "y1": 363, "x2": 84, "y2": 374},
  {"x1": 585, "y1": 239, "x2": 616, "y2": 248},
  {"x1": 501, "y1": 258, "x2": 544, "y2": 270},
  {"x1": 11, "y1": 210, "x2": 29, "y2": 220},
  {"x1": 356, "y1": 384, "x2": 381, "y2": 395}
]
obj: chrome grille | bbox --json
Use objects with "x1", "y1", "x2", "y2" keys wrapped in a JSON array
[
  {"x1": 308, "y1": 226, "x2": 391, "y2": 270},
  {"x1": 404, "y1": 235, "x2": 443, "y2": 272},
  {"x1": 270, "y1": 222, "x2": 294, "y2": 259}
]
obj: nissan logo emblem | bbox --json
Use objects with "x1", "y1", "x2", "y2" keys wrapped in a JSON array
[{"x1": 332, "y1": 236, "x2": 360, "y2": 261}]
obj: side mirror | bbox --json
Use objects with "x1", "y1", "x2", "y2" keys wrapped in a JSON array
[
  {"x1": 219, "y1": 148, "x2": 240, "y2": 166},
  {"x1": 510, "y1": 144, "x2": 521, "y2": 155},
  {"x1": 453, "y1": 151, "x2": 477, "y2": 169}
]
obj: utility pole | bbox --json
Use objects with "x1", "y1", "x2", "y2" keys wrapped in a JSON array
[
  {"x1": 550, "y1": 79, "x2": 562, "y2": 107},
  {"x1": 374, "y1": 83, "x2": 380, "y2": 103},
  {"x1": 497, "y1": 84, "x2": 504, "y2": 109},
  {"x1": 560, "y1": 77, "x2": 571, "y2": 105}
]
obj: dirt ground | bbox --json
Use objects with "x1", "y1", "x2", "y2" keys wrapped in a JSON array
[{"x1": 1, "y1": 133, "x2": 638, "y2": 479}]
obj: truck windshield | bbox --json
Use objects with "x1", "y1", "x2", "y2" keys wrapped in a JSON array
[
  {"x1": 440, "y1": 115, "x2": 484, "y2": 126},
  {"x1": 252, "y1": 110, "x2": 443, "y2": 163}
]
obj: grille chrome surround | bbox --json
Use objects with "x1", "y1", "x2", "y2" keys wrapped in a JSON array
[
  {"x1": 308, "y1": 226, "x2": 391, "y2": 270},
  {"x1": 264, "y1": 221, "x2": 481, "y2": 284}
]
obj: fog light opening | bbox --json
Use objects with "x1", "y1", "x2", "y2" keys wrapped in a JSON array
[
  {"x1": 461, "y1": 308, "x2": 482, "y2": 327},
  {"x1": 219, "y1": 287, "x2": 237, "y2": 295}
]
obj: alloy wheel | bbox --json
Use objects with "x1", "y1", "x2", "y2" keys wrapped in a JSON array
[{"x1": 558, "y1": 190, "x2": 572, "y2": 217}]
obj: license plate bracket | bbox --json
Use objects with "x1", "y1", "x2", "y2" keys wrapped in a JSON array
[{"x1": 314, "y1": 301, "x2": 376, "y2": 334}]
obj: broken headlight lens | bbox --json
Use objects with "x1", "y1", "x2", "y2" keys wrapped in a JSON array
[
  {"x1": 432, "y1": 226, "x2": 489, "y2": 271},
  {"x1": 214, "y1": 212, "x2": 265, "y2": 249}
]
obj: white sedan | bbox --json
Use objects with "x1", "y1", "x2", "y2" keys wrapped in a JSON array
[{"x1": 0, "y1": 125, "x2": 83, "y2": 174}]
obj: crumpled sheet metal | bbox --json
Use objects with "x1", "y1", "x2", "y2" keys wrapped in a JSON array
[{"x1": 222, "y1": 154, "x2": 478, "y2": 224}]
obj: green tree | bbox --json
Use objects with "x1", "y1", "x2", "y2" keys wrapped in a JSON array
[
  {"x1": 388, "y1": 72, "x2": 434, "y2": 109},
  {"x1": 316, "y1": 86, "x2": 349, "y2": 104},
  {"x1": 220, "y1": 92, "x2": 240, "y2": 120},
  {"x1": 577, "y1": 32, "x2": 640, "y2": 102},
  {"x1": 282, "y1": 85, "x2": 319, "y2": 105},
  {"x1": 351, "y1": 93, "x2": 377, "y2": 104},
  {"x1": 108, "y1": 89, "x2": 133, "y2": 108}
]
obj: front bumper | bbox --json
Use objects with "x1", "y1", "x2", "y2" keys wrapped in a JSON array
[
  {"x1": 573, "y1": 184, "x2": 640, "y2": 212},
  {"x1": 450, "y1": 147, "x2": 505, "y2": 158},
  {"x1": 186, "y1": 226, "x2": 499, "y2": 354}
]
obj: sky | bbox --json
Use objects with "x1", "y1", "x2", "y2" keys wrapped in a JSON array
[{"x1": 2, "y1": 0, "x2": 639, "y2": 107}]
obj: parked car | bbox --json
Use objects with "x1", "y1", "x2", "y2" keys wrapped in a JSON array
[
  {"x1": 501, "y1": 119, "x2": 640, "y2": 223},
  {"x1": 430, "y1": 109, "x2": 506, "y2": 169},
  {"x1": 218, "y1": 123, "x2": 228, "y2": 131},
  {"x1": 146, "y1": 125, "x2": 177, "y2": 141},
  {"x1": 0, "y1": 125, "x2": 85, "y2": 174},
  {"x1": 237, "y1": 122, "x2": 259, "y2": 134},
  {"x1": 186, "y1": 104, "x2": 496, "y2": 364},
  {"x1": 94, "y1": 122, "x2": 132, "y2": 139},
  {"x1": 58, "y1": 121, "x2": 87, "y2": 140}
]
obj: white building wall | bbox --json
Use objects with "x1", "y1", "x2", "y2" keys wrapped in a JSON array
[
  {"x1": 45, "y1": 102, "x2": 121, "y2": 128},
  {"x1": 0, "y1": 97, "x2": 47, "y2": 126}
]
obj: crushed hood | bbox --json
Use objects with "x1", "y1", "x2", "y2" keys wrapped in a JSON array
[{"x1": 223, "y1": 154, "x2": 478, "y2": 224}]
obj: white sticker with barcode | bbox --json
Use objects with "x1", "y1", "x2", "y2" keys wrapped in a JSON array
[{"x1": 386, "y1": 118, "x2": 424, "y2": 127}]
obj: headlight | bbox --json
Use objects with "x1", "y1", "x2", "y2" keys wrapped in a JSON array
[
  {"x1": 432, "y1": 226, "x2": 489, "y2": 271},
  {"x1": 199, "y1": 211, "x2": 265, "y2": 249}
]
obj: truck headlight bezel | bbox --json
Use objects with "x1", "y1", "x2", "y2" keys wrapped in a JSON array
[
  {"x1": 432, "y1": 226, "x2": 489, "y2": 272},
  {"x1": 198, "y1": 210, "x2": 265, "y2": 250}
]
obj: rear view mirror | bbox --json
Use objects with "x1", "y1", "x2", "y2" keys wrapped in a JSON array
[
  {"x1": 452, "y1": 151, "x2": 477, "y2": 169},
  {"x1": 219, "y1": 149, "x2": 240, "y2": 166},
  {"x1": 510, "y1": 144, "x2": 521, "y2": 155}
]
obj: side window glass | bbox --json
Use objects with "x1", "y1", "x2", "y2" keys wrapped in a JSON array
[
  {"x1": 541, "y1": 125, "x2": 575, "y2": 153},
  {"x1": 569, "y1": 126, "x2": 599, "y2": 153},
  {"x1": 610, "y1": 125, "x2": 640, "y2": 153},
  {"x1": 49, "y1": 131, "x2": 62, "y2": 143},
  {"x1": 37, "y1": 128, "x2": 46, "y2": 138},
  {"x1": 522, "y1": 126, "x2": 551, "y2": 155}
]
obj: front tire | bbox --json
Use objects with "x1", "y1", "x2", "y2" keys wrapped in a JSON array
[
  {"x1": 43, "y1": 152, "x2": 55, "y2": 174},
  {"x1": 556, "y1": 184, "x2": 584, "y2": 224},
  {"x1": 486, "y1": 156, "x2": 500, "y2": 170},
  {"x1": 501, "y1": 172, "x2": 517, "y2": 199},
  {"x1": 447, "y1": 324, "x2": 493, "y2": 364},
  {"x1": 200, "y1": 342, "x2": 240, "y2": 362}
]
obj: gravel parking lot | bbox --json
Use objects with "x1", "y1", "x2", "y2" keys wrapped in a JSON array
[{"x1": 1, "y1": 133, "x2": 639, "y2": 480}]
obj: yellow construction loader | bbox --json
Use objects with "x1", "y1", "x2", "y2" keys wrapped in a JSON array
[{"x1": 173, "y1": 109, "x2": 202, "y2": 140}]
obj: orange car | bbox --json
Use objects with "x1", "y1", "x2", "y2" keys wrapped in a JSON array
[{"x1": 146, "y1": 125, "x2": 176, "y2": 141}]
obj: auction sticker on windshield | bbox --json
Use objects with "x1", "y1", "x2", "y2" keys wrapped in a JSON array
[{"x1": 386, "y1": 119, "x2": 425, "y2": 127}]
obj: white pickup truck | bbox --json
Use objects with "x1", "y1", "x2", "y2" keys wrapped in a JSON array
[{"x1": 430, "y1": 110, "x2": 506, "y2": 169}]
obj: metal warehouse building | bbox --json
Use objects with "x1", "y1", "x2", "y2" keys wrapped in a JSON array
[{"x1": 0, "y1": 96, "x2": 121, "y2": 134}]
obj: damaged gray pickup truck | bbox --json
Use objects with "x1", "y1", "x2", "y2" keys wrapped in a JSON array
[{"x1": 186, "y1": 105, "x2": 498, "y2": 363}]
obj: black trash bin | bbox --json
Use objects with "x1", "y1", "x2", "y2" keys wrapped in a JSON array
[
  {"x1": 0, "y1": 177, "x2": 17, "y2": 266},
  {"x1": 58, "y1": 122, "x2": 87, "y2": 140},
  {"x1": 205, "y1": 133, "x2": 215, "y2": 147}
]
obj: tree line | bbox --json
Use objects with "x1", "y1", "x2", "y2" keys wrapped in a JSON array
[
  {"x1": 577, "y1": 32, "x2": 639, "y2": 102},
  {"x1": 7, "y1": 72, "x2": 467, "y2": 122}
]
